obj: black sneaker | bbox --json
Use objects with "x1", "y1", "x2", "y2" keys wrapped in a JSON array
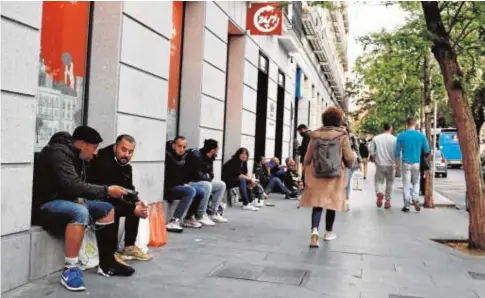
[
  {"x1": 401, "y1": 206, "x2": 410, "y2": 212},
  {"x1": 98, "y1": 260, "x2": 135, "y2": 277}
]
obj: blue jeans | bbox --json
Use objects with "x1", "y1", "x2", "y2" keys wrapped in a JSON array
[
  {"x1": 40, "y1": 199, "x2": 113, "y2": 226},
  {"x1": 264, "y1": 176, "x2": 290, "y2": 195},
  {"x1": 190, "y1": 181, "x2": 212, "y2": 219},
  {"x1": 239, "y1": 178, "x2": 254, "y2": 205},
  {"x1": 165, "y1": 185, "x2": 197, "y2": 219},
  {"x1": 346, "y1": 167, "x2": 356, "y2": 199},
  {"x1": 402, "y1": 163, "x2": 420, "y2": 207}
]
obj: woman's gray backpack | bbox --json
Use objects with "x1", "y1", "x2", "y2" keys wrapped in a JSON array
[{"x1": 313, "y1": 133, "x2": 346, "y2": 178}]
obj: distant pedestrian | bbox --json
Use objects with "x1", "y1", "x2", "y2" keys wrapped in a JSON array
[
  {"x1": 359, "y1": 139, "x2": 370, "y2": 179},
  {"x1": 370, "y1": 123, "x2": 397, "y2": 209},
  {"x1": 297, "y1": 124, "x2": 312, "y2": 183},
  {"x1": 299, "y1": 107, "x2": 356, "y2": 248},
  {"x1": 395, "y1": 117, "x2": 431, "y2": 212},
  {"x1": 343, "y1": 123, "x2": 362, "y2": 210}
]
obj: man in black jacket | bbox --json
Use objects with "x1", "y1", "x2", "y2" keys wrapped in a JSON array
[
  {"x1": 32, "y1": 126, "x2": 133, "y2": 292},
  {"x1": 297, "y1": 124, "x2": 311, "y2": 162},
  {"x1": 164, "y1": 136, "x2": 211, "y2": 232},
  {"x1": 88, "y1": 135, "x2": 151, "y2": 262},
  {"x1": 185, "y1": 139, "x2": 228, "y2": 224}
]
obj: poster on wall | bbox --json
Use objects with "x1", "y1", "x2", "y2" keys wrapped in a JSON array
[
  {"x1": 246, "y1": 2, "x2": 283, "y2": 36},
  {"x1": 35, "y1": 1, "x2": 90, "y2": 151},
  {"x1": 166, "y1": 1, "x2": 184, "y2": 142}
]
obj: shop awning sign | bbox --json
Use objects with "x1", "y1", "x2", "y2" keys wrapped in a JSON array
[{"x1": 246, "y1": 2, "x2": 283, "y2": 35}]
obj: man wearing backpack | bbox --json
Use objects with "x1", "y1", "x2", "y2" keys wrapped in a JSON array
[{"x1": 299, "y1": 107, "x2": 356, "y2": 248}]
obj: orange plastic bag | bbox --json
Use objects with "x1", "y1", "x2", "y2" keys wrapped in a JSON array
[{"x1": 148, "y1": 202, "x2": 168, "y2": 247}]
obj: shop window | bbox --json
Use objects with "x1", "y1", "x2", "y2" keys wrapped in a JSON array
[
  {"x1": 166, "y1": 1, "x2": 185, "y2": 141},
  {"x1": 35, "y1": 1, "x2": 91, "y2": 150}
]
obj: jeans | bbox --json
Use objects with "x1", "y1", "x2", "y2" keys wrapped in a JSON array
[
  {"x1": 105, "y1": 198, "x2": 138, "y2": 247},
  {"x1": 165, "y1": 185, "x2": 197, "y2": 219},
  {"x1": 311, "y1": 208, "x2": 336, "y2": 231},
  {"x1": 264, "y1": 176, "x2": 291, "y2": 195},
  {"x1": 239, "y1": 178, "x2": 254, "y2": 205},
  {"x1": 208, "y1": 180, "x2": 226, "y2": 215},
  {"x1": 346, "y1": 167, "x2": 356, "y2": 199},
  {"x1": 190, "y1": 181, "x2": 212, "y2": 219},
  {"x1": 402, "y1": 163, "x2": 420, "y2": 207},
  {"x1": 40, "y1": 199, "x2": 113, "y2": 226},
  {"x1": 375, "y1": 165, "x2": 395, "y2": 201}
]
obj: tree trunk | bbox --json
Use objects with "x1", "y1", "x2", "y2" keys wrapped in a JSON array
[
  {"x1": 423, "y1": 51, "x2": 434, "y2": 208},
  {"x1": 422, "y1": 1, "x2": 485, "y2": 249}
]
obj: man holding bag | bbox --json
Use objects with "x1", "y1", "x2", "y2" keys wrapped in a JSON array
[{"x1": 88, "y1": 135, "x2": 152, "y2": 262}]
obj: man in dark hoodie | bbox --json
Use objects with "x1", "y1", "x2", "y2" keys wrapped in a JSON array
[
  {"x1": 164, "y1": 136, "x2": 210, "y2": 232},
  {"x1": 87, "y1": 134, "x2": 152, "y2": 262},
  {"x1": 185, "y1": 139, "x2": 228, "y2": 224},
  {"x1": 32, "y1": 126, "x2": 133, "y2": 292}
]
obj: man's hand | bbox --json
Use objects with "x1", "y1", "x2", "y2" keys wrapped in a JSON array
[
  {"x1": 108, "y1": 185, "x2": 128, "y2": 198},
  {"x1": 358, "y1": 163, "x2": 363, "y2": 171},
  {"x1": 134, "y1": 201, "x2": 148, "y2": 218},
  {"x1": 251, "y1": 179, "x2": 257, "y2": 187}
]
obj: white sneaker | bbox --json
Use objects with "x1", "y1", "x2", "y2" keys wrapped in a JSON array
[
  {"x1": 210, "y1": 213, "x2": 228, "y2": 223},
  {"x1": 253, "y1": 201, "x2": 263, "y2": 208},
  {"x1": 166, "y1": 219, "x2": 183, "y2": 233},
  {"x1": 198, "y1": 214, "x2": 216, "y2": 226},
  {"x1": 182, "y1": 216, "x2": 203, "y2": 228},
  {"x1": 310, "y1": 228, "x2": 319, "y2": 248},
  {"x1": 242, "y1": 204, "x2": 259, "y2": 211},
  {"x1": 323, "y1": 231, "x2": 337, "y2": 241}
]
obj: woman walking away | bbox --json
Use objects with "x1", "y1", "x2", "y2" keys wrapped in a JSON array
[
  {"x1": 300, "y1": 107, "x2": 356, "y2": 248},
  {"x1": 222, "y1": 148, "x2": 259, "y2": 211}
]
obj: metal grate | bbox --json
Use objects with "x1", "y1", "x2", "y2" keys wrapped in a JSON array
[
  {"x1": 469, "y1": 271, "x2": 485, "y2": 280},
  {"x1": 211, "y1": 263, "x2": 311, "y2": 286}
]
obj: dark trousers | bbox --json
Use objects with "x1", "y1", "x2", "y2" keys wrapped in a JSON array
[
  {"x1": 311, "y1": 208, "x2": 336, "y2": 231},
  {"x1": 105, "y1": 198, "x2": 139, "y2": 247},
  {"x1": 239, "y1": 178, "x2": 254, "y2": 205}
]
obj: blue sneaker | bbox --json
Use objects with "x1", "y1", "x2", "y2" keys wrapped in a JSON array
[{"x1": 60, "y1": 267, "x2": 86, "y2": 291}]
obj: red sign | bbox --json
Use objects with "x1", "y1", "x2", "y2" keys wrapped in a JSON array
[{"x1": 246, "y1": 2, "x2": 283, "y2": 35}]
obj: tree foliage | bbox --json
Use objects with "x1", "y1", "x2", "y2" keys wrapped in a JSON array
[{"x1": 351, "y1": 1, "x2": 485, "y2": 136}]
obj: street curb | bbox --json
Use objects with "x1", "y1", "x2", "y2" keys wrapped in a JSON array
[{"x1": 428, "y1": 191, "x2": 457, "y2": 208}]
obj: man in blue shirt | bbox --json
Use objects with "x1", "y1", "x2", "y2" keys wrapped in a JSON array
[{"x1": 395, "y1": 117, "x2": 431, "y2": 212}]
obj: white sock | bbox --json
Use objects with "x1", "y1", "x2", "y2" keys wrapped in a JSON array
[{"x1": 65, "y1": 257, "x2": 79, "y2": 268}]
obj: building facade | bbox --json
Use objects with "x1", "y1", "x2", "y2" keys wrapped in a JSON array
[{"x1": 0, "y1": 1, "x2": 348, "y2": 292}]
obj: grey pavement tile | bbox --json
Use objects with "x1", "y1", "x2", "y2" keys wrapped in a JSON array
[{"x1": 398, "y1": 285, "x2": 481, "y2": 298}]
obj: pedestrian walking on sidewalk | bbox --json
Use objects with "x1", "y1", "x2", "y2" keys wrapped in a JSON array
[
  {"x1": 359, "y1": 139, "x2": 370, "y2": 179},
  {"x1": 343, "y1": 123, "x2": 362, "y2": 210},
  {"x1": 370, "y1": 123, "x2": 396, "y2": 209},
  {"x1": 395, "y1": 117, "x2": 431, "y2": 212},
  {"x1": 300, "y1": 107, "x2": 356, "y2": 248}
]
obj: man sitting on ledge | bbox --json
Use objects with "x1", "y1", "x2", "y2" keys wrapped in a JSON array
[
  {"x1": 87, "y1": 134, "x2": 151, "y2": 262},
  {"x1": 32, "y1": 126, "x2": 134, "y2": 292}
]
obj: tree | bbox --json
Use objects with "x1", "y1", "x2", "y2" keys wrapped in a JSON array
[{"x1": 421, "y1": 1, "x2": 485, "y2": 249}]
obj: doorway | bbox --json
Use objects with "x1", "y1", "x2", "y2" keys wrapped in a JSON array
[
  {"x1": 254, "y1": 53, "x2": 269, "y2": 159},
  {"x1": 274, "y1": 70, "x2": 285, "y2": 160}
]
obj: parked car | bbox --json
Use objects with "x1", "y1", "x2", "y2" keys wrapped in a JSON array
[{"x1": 434, "y1": 150, "x2": 448, "y2": 178}]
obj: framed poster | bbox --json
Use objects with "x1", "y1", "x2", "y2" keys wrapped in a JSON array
[{"x1": 35, "y1": 1, "x2": 91, "y2": 150}]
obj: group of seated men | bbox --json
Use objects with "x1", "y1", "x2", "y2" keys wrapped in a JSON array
[
  {"x1": 32, "y1": 126, "x2": 150, "y2": 292},
  {"x1": 31, "y1": 126, "x2": 305, "y2": 292}
]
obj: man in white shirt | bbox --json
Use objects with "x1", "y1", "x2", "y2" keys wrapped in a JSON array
[{"x1": 370, "y1": 123, "x2": 397, "y2": 209}]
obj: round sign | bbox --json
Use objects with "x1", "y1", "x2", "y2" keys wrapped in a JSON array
[{"x1": 253, "y1": 5, "x2": 281, "y2": 33}]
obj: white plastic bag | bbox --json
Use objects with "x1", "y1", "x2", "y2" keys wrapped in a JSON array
[
  {"x1": 79, "y1": 226, "x2": 99, "y2": 270},
  {"x1": 352, "y1": 170, "x2": 364, "y2": 191},
  {"x1": 135, "y1": 217, "x2": 150, "y2": 254}
]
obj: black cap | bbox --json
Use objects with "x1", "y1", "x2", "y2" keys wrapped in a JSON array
[{"x1": 72, "y1": 126, "x2": 103, "y2": 144}]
